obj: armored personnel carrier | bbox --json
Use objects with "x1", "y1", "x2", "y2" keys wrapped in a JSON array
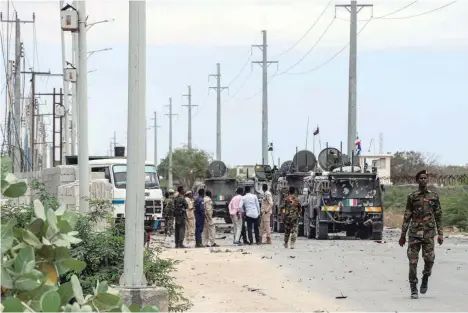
[
  {"x1": 271, "y1": 151, "x2": 316, "y2": 234},
  {"x1": 303, "y1": 147, "x2": 385, "y2": 240},
  {"x1": 203, "y1": 161, "x2": 237, "y2": 224}
]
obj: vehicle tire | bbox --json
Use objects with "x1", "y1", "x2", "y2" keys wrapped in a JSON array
[
  {"x1": 278, "y1": 222, "x2": 285, "y2": 233},
  {"x1": 346, "y1": 225, "x2": 357, "y2": 237},
  {"x1": 315, "y1": 214, "x2": 328, "y2": 240},
  {"x1": 273, "y1": 218, "x2": 278, "y2": 232},
  {"x1": 298, "y1": 222, "x2": 304, "y2": 237},
  {"x1": 224, "y1": 216, "x2": 232, "y2": 224},
  {"x1": 371, "y1": 231, "x2": 383, "y2": 241}
]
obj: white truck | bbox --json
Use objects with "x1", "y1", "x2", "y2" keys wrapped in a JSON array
[{"x1": 88, "y1": 158, "x2": 164, "y2": 226}]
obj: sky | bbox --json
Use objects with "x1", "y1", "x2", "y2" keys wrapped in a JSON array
[{"x1": 1, "y1": 0, "x2": 467, "y2": 168}]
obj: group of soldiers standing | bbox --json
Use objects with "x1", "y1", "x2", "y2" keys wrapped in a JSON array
[{"x1": 163, "y1": 186, "x2": 219, "y2": 248}]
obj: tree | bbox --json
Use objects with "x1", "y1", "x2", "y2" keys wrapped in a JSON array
[
  {"x1": 158, "y1": 147, "x2": 212, "y2": 189},
  {"x1": 391, "y1": 151, "x2": 439, "y2": 179}
]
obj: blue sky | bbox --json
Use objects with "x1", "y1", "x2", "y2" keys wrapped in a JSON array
[{"x1": 1, "y1": 0, "x2": 467, "y2": 167}]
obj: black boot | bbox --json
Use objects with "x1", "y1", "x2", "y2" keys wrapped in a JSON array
[
  {"x1": 195, "y1": 240, "x2": 203, "y2": 248},
  {"x1": 420, "y1": 275, "x2": 429, "y2": 294},
  {"x1": 410, "y1": 282, "x2": 418, "y2": 299}
]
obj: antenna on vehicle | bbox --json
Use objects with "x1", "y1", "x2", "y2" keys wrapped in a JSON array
[
  {"x1": 340, "y1": 141, "x2": 343, "y2": 172},
  {"x1": 351, "y1": 150, "x2": 355, "y2": 173}
]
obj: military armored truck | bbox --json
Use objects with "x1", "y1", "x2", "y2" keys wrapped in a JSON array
[
  {"x1": 302, "y1": 147, "x2": 385, "y2": 240},
  {"x1": 203, "y1": 161, "x2": 237, "y2": 224},
  {"x1": 271, "y1": 151, "x2": 316, "y2": 234}
]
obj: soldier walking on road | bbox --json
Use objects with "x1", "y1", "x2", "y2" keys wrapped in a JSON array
[
  {"x1": 173, "y1": 186, "x2": 188, "y2": 249},
  {"x1": 163, "y1": 190, "x2": 175, "y2": 238},
  {"x1": 203, "y1": 190, "x2": 219, "y2": 247},
  {"x1": 260, "y1": 184, "x2": 273, "y2": 244},
  {"x1": 399, "y1": 170, "x2": 443, "y2": 299},
  {"x1": 185, "y1": 191, "x2": 195, "y2": 245},
  {"x1": 283, "y1": 186, "x2": 301, "y2": 249}
]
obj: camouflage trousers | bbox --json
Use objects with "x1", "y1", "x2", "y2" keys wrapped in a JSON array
[
  {"x1": 284, "y1": 217, "x2": 298, "y2": 244},
  {"x1": 165, "y1": 218, "x2": 174, "y2": 237},
  {"x1": 407, "y1": 236, "x2": 435, "y2": 284}
]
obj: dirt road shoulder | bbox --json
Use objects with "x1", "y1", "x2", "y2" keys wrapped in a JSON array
[{"x1": 162, "y1": 246, "x2": 347, "y2": 312}]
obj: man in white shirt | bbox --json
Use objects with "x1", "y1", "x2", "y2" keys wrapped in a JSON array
[
  {"x1": 260, "y1": 184, "x2": 273, "y2": 244},
  {"x1": 239, "y1": 185, "x2": 261, "y2": 245}
]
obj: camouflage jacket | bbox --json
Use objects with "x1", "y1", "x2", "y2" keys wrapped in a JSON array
[
  {"x1": 283, "y1": 194, "x2": 301, "y2": 219},
  {"x1": 401, "y1": 189, "x2": 443, "y2": 238},
  {"x1": 173, "y1": 194, "x2": 188, "y2": 222},
  {"x1": 163, "y1": 197, "x2": 175, "y2": 219},
  {"x1": 279, "y1": 188, "x2": 289, "y2": 214}
]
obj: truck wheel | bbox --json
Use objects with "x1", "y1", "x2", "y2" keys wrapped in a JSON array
[
  {"x1": 224, "y1": 216, "x2": 232, "y2": 224},
  {"x1": 298, "y1": 223, "x2": 304, "y2": 237},
  {"x1": 315, "y1": 215, "x2": 328, "y2": 240},
  {"x1": 371, "y1": 231, "x2": 383, "y2": 241}
]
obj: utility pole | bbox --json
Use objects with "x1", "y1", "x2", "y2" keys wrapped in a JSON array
[
  {"x1": 119, "y1": 0, "x2": 147, "y2": 288},
  {"x1": 165, "y1": 98, "x2": 177, "y2": 189},
  {"x1": 208, "y1": 63, "x2": 228, "y2": 160},
  {"x1": 379, "y1": 132, "x2": 383, "y2": 154},
  {"x1": 1, "y1": 12, "x2": 34, "y2": 172},
  {"x1": 70, "y1": 0, "x2": 78, "y2": 155},
  {"x1": 59, "y1": 0, "x2": 70, "y2": 164},
  {"x1": 182, "y1": 86, "x2": 197, "y2": 149},
  {"x1": 336, "y1": 1, "x2": 373, "y2": 157},
  {"x1": 150, "y1": 111, "x2": 161, "y2": 165},
  {"x1": 21, "y1": 70, "x2": 62, "y2": 170},
  {"x1": 252, "y1": 30, "x2": 278, "y2": 165},
  {"x1": 77, "y1": 0, "x2": 90, "y2": 213}
]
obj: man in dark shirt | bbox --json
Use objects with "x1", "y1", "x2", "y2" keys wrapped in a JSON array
[
  {"x1": 194, "y1": 189, "x2": 205, "y2": 248},
  {"x1": 173, "y1": 186, "x2": 188, "y2": 248}
]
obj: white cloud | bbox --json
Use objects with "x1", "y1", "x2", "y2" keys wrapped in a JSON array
[{"x1": 4, "y1": 0, "x2": 467, "y2": 51}]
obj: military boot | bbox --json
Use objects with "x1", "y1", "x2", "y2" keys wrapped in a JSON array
[
  {"x1": 266, "y1": 237, "x2": 271, "y2": 244},
  {"x1": 195, "y1": 240, "x2": 203, "y2": 248},
  {"x1": 420, "y1": 275, "x2": 429, "y2": 294},
  {"x1": 290, "y1": 241, "x2": 295, "y2": 249},
  {"x1": 410, "y1": 283, "x2": 418, "y2": 299}
]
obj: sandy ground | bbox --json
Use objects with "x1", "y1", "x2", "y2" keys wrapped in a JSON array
[{"x1": 156, "y1": 220, "x2": 468, "y2": 312}]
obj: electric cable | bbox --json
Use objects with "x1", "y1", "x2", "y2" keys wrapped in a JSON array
[
  {"x1": 285, "y1": 18, "x2": 372, "y2": 76},
  {"x1": 379, "y1": 0, "x2": 458, "y2": 20},
  {"x1": 274, "y1": 17, "x2": 336, "y2": 76},
  {"x1": 275, "y1": 0, "x2": 333, "y2": 57}
]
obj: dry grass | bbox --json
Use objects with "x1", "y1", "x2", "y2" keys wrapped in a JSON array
[{"x1": 384, "y1": 211, "x2": 403, "y2": 229}]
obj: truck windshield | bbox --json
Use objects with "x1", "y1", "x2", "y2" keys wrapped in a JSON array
[
  {"x1": 330, "y1": 178, "x2": 379, "y2": 200},
  {"x1": 205, "y1": 180, "x2": 236, "y2": 197},
  {"x1": 113, "y1": 165, "x2": 160, "y2": 189}
]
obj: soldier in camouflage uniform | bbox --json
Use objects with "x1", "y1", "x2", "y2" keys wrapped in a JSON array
[
  {"x1": 282, "y1": 186, "x2": 302, "y2": 249},
  {"x1": 163, "y1": 190, "x2": 175, "y2": 238},
  {"x1": 173, "y1": 186, "x2": 188, "y2": 248},
  {"x1": 399, "y1": 170, "x2": 443, "y2": 299}
]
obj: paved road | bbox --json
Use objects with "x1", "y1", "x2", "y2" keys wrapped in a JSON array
[{"x1": 212, "y1": 222, "x2": 468, "y2": 312}]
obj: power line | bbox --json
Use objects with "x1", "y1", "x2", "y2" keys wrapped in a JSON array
[
  {"x1": 285, "y1": 18, "x2": 372, "y2": 76},
  {"x1": 274, "y1": 17, "x2": 336, "y2": 76},
  {"x1": 379, "y1": 0, "x2": 458, "y2": 20},
  {"x1": 226, "y1": 51, "x2": 252, "y2": 87},
  {"x1": 275, "y1": 0, "x2": 333, "y2": 57}
]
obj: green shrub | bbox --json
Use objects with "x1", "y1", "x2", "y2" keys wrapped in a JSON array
[
  {"x1": 384, "y1": 185, "x2": 468, "y2": 231},
  {"x1": 1, "y1": 176, "x2": 159, "y2": 312}
]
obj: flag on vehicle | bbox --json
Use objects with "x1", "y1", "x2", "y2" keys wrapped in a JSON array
[
  {"x1": 345, "y1": 199, "x2": 358, "y2": 206},
  {"x1": 216, "y1": 195, "x2": 225, "y2": 201},
  {"x1": 313, "y1": 126, "x2": 319, "y2": 136},
  {"x1": 355, "y1": 137, "x2": 362, "y2": 156}
]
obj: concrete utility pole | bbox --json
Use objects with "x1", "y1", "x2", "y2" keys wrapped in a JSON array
[
  {"x1": 150, "y1": 111, "x2": 160, "y2": 165},
  {"x1": 208, "y1": 63, "x2": 228, "y2": 160},
  {"x1": 165, "y1": 98, "x2": 177, "y2": 189},
  {"x1": 1, "y1": 13, "x2": 34, "y2": 172},
  {"x1": 252, "y1": 30, "x2": 278, "y2": 165},
  {"x1": 59, "y1": 0, "x2": 70, "y2": 163},
  {"x1": 336, "y1": 1, "x2": 372, "y2": 157},
  {"x1": 119, "y1": 0, "x2": 147, "y2": 288},
  {"x1": 182, "y1": 86, "x2": 197, "y2": 149},
  {"x1": 379, "y1": 132, "x2": 383, "y2": 154},
  {"x1": 70, "y1": 1, "x2": 78, "y2": 155},
  {"x1": 77, "y1": 0, "x2": 89, "y2": 213}
]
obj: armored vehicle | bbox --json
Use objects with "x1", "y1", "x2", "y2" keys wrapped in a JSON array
[
  {"x1": 272, "y1": 151, "x2": 316, "y2": 234},
  {"x1": 303, "y1": 147, "x2": 385, "y2": 240},
  {"x1": 203, "y1": 161, "x2": 237, "y2": 224}
]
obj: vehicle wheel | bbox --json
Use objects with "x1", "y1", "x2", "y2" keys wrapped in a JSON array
[
  {"x1": 315, "y1": 214, "x2": 328, "y2": 240},
  {"x1": 298, "y1": 222, "x2": 304, "y2": 237},
  {"x1": 273, "y1": 218, "x2": 278, "y2": 232},
  {"x1": 346, "y1": 225, "x2": 357, "y2": 237},
  {"x1": 371, "y1": 231, "x2": 383, "y2": 241},
  {"x1": 224, "y1": 216, "x2": 232, "y2": 224},
  {"x1": 278, "y1": 222, "x2": 285, "y2": 233}
]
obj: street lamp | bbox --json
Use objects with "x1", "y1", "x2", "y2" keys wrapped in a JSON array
[
  {"x1": 87, "y1": 18, "x2": 115, "y2": 32},
  {"x1": 87, "y1": 48, "x2": 112, "y2": 59}
]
